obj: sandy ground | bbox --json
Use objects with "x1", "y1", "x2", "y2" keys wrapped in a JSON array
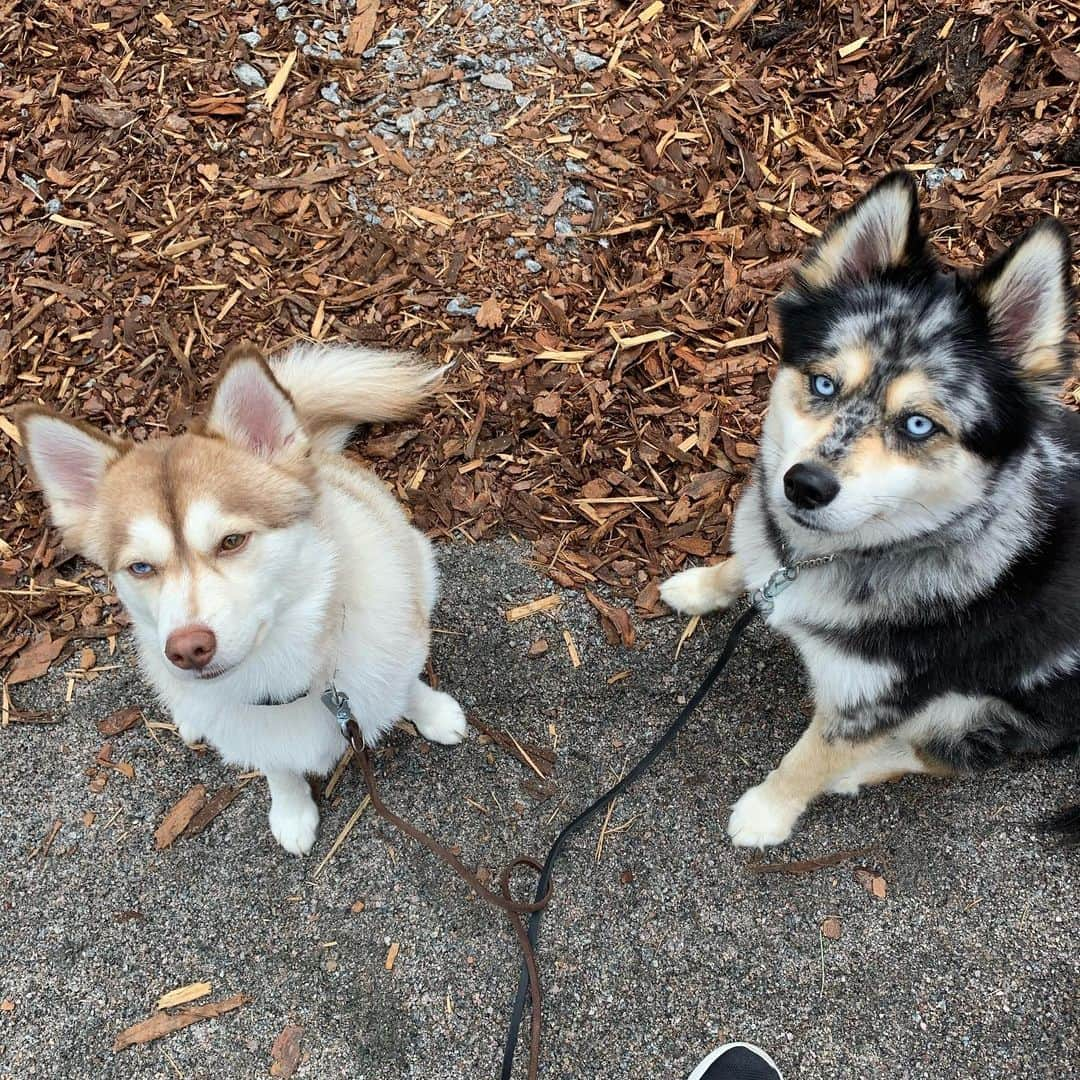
[{"x1": 3, "y1": 540, "x2": 1077, "y2": 1080}]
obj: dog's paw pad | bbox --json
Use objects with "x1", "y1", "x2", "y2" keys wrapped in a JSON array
[
  {"x1": 412, "y1": 691, "x2": 468, "y2": 746},
  {"x1": 727, "y1": 784, "x2": 801, "y2": 848},
  {"x1": 660, "y1": 567, "x2": 728, "y2": 615},
  {"x1": 269, "y1": 799, "x2": 319, "y2": 856}
]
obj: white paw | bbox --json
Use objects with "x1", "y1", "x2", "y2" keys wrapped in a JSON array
[
  {"x1": 660, "y1": 566, "x2": 731, "y2": 615},
  {"x1": 727, "y1": 783, "x2": 802, "y2": 848},
  {"x1": 175, "y1": 719, "x2": 205, "y2": 747},
  {"x1": 411, "y1": 691, "x2": 468, "y2": 745},
  {"x1": 269, "y1": 794, "x2": 320, "y2": 856}
]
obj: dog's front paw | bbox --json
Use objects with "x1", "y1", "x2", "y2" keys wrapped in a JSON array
[
  {"x1": 269, "y1": 795, "x2": 319, "y2": 856},
  {"x1": 175, "y1": 719, "x2": 205, "y2": 747},
  {"x1": 660, "y1": 565, "x2": 735, "y2": 615},
  {"x1": 412, "y1": 690, "x2": 468, "y2": 745},
  {"x1": 727, "y1": 783, "x2": 802, "y2": 848}
]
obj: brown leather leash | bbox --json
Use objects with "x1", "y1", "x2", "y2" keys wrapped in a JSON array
[
  {"x1": 338, "y1": 713, "x2": 553, "y2": 1080},
  {"x1": 321, "y1": 590, "x2": 772, "y2": 1078}
]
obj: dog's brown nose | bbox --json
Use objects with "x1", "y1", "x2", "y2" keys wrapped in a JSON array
[{"x1": 165, "y1": 626, "x2": 217, "y2": 671}]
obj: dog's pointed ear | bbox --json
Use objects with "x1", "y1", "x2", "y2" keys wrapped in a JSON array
[
  {"x1": 796, "y1": 172, "x2": 924, "y2": 290},
  {"x1": 15, "y1": 407, "x2": 120, "y2": 539},
  {"x1": 206, "y1": 344, "x2": 305, "y2": 458},
  {"x1": 976, "y1": 219, "x2": 1073, "y2": 387}
]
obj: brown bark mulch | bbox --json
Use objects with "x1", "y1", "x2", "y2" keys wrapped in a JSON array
[{"x1": 2, "y1": 1, "x2": 1078, "y2": 681}]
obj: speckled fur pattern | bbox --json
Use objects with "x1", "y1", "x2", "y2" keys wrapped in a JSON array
[{"x1": 662, "y1": 172, "x2": 1079, "y2": 846}]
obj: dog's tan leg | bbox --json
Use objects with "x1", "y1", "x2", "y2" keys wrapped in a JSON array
[
  {"x1": 660, "y1": 555, "x2": 745, "y2": 615},
  {"x1": 727, "y1": 712, "x2": 929, "y2": 847}
]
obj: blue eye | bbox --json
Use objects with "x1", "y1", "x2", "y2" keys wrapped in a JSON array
[
  {"x1": 811, "y1": 374, "x2": 836, "y2": 398},
  {"x1": 903, "y1": 415, "x2": 936, "y2": 440},
  {"x1": 128, "y1": 562, "x2": 155, "y2": 577}
]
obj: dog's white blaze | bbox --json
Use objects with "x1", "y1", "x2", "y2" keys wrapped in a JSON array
[
  {"x1": 183, "y1": 497, "x2": 226, "y2": 553},
  {"x1": 787, "y1": 628, "x2": 899, "y2": 712},
  {"x1": 124, "y1": 515, "x2": 175, "y2": 568},
  {"x1": 156, "y1": 566, "x2": 197, "y2": 646}
]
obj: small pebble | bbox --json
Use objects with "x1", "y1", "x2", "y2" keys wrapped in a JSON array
[
  {"x1": 239, "y1": 30, "x2": 261, "y2": 47},
  {"x1": 480, "y1": 133, "x2": 498, "y2": 148},
  {"x1": 446, "y1": 296, "x2": 481, "y2": 317},
  {"x1": 524, "y1": 259, "x2": 543, "y2": 273},
  {"x1": 275, "y1": 4, "x2": 290, "y2": 20},
  {"x1": 45, "y1": 197, "x2": 62, "y2": 214},
  {"x1": 480, "y1": 73, "x2": 513, "y2": 91},
  {"x1": 554, "y1": 218, "x2": 573, "y2": 237},
  {"x1": 924, "y1": 167, "x2": 947, "y2": 191},
  {"x1": 321, "y1": 82, "x2": 342, "y2": 106},
  {"x1": 469, "y1": 2, "x2": 494, "y2": 23},
  {"x1": 573, "y1": 49, "x2": 606, "y2": 72},
  {"x1": 233, "y1": 63, "x2": 266, "y2": 89},
  {"x1": 396, "y1": 107, "x2": 426, "y2": 134},
  {"x1": 294, "y1": 29, "x2": 308, "y2": 45},
  {"x1": 564, "y1": 185, "x2": 594, "y2": 213}
]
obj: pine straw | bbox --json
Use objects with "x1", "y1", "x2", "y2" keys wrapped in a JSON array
[{"x1": 1, "y1": 1, "x2": 1079, "y2": 679}]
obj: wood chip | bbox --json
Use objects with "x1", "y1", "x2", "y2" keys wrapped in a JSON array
[
  {"x1": 270, "y1": 1024, "x2": 304, "y2": 1078},
  {"x1": 97, "y1": 707, "x2": 142, "y2": 737},
  {"x1": 346, "y1": 0, "x2": 380, "y2": 55},
  {"x1": 264, "y1": 50, "x2": 297, "y2": 108},
  {"x1": 505, "y1": 595, "x2": 562, "y2": 622},
  {"x1": 113, "y1": 994, "x2": 248, "y2": 1051},
  {"x1": 154, "y1": 785, "x2": 208, "y2": 850},
  {"x1": 562, "y1": 628, "x2": 581, "y2": 668},
  {"x1": 156, "y1": 982, "x2": 212, "y2": 1011},
  {"x1": 385, "y1": 942, "x2": 400, "y2": 970}
]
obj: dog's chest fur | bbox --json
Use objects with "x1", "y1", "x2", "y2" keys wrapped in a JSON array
[{"x1": 732, "y1": 420, "x2": 1080, "y2": 745}]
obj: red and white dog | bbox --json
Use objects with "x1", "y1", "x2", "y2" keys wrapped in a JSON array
[{"x1": 18, "y1": 343, "x2": 467, "y2": 854}]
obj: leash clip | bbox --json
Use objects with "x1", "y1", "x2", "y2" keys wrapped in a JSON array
[
  {"x1": 321, "y1": 685, "x2": 355, "y2": 741},
  {"x1": 751, "y1": 565, "x2": 799, "y2": 614}
]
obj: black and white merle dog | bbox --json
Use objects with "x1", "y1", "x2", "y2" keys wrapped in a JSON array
[{"x1": 662, "y1": 172, "x2": 1078, "y2": 847}]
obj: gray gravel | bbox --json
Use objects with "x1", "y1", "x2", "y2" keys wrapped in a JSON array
[{"x1": 2, "y1": 540, "x2": 1077, "y2": 1079}]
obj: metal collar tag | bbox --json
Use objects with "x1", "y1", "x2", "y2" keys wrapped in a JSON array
[{"x1": 321, "y1": 686, "x2": 355, "y2": 741}]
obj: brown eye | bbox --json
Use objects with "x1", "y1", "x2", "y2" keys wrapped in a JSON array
[{"x1": 218, "y1": 533, "x2": 249, "y2": 554}]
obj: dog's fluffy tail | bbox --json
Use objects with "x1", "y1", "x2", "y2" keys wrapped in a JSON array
[{"x1": 270, "y1": 343, "x2": 445, "y2": 453}]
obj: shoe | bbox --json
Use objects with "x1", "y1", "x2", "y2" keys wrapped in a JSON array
[{"x1": 687, "y1": 1042, "x2": 783, "y2": 1080}]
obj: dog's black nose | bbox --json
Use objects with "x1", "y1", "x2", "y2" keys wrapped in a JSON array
[{"x1": 783, "y1": 462, "x2": 839, "y2": 511}]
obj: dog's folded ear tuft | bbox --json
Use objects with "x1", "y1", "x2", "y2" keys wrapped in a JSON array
[
  {"x1": 795, "y1": 171, "x2": 924, "y2": 291},
  {"x1": 14, "y1": 407, "x2": 121, "y2": 541},
  {"x1": 206, "y1": 346, "x2": 306, "y2": 459},
  {"x1": 976, "y1": 218, "x2": 1073, "y2": 388}
]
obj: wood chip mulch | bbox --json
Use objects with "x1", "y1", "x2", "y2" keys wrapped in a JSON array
[{"x1": 2, "y1": 1, "x2": 1078, "y2": 682}]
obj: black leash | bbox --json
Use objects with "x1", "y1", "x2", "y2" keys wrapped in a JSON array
[{"x1": 499, "y1": 602, "x2": 760, "y2": 1079}]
